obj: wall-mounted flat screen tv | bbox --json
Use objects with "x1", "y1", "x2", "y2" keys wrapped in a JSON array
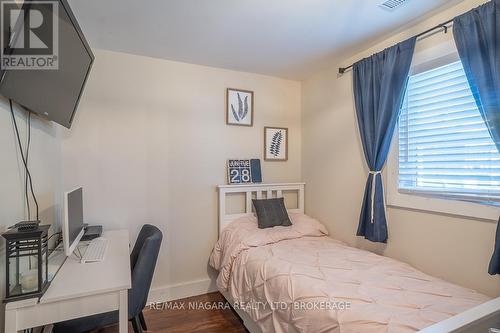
[{"x1": 0, "y1": 0, "x2": 94, "y2": 128}]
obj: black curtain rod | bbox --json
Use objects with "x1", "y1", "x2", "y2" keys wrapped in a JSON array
[{"x1": 338, "y1": 18, "x2": 454, "y2": 75}]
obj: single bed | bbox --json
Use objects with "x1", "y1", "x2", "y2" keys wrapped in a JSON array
[{"x1": 209, "y1": 183, "x2": 497, "y2": 333}]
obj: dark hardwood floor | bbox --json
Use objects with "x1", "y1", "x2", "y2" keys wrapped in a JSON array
[{"x1": 92, "y1": 292, "x2": 247, "y2": 333}]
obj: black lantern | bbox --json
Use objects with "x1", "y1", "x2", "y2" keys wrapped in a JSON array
[{"x1": 2, "y1": 225, "x2": 50, "y2": 302}]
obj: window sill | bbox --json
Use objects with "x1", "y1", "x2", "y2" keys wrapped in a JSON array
[
  {"x1": 387, "y1": 188, "x2": 500, "y2": 221},
  {"x1": 398, "y1": 189, "x2": 500, "y2": 206}
]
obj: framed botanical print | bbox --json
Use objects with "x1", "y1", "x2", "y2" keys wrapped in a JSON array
[
  {"x1": 226, "y1": 88, "x2": 254, "y2": 126},
  {"x1": 264, "y1": 127, "x2": 288, "y2": 161}
]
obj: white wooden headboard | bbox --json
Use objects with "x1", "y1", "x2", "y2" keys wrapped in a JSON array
[{"x1": 217, "y1": 183, "x2": 305, "y2": 235}]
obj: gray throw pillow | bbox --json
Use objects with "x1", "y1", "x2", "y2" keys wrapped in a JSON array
[{"x1": 252, "y1": 198, "x2": 292, "y2": 229}]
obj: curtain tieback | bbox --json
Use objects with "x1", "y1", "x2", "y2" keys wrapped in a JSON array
[{"x1": 368, "y1": 170, "x2": 382, "y2": 224}]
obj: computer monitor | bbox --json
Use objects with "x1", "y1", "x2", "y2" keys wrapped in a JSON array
[{"x1": 63, "y1": 187, "x2": 85, "y2": 256}]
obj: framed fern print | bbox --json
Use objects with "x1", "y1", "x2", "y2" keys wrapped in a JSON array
[
  {"x1": 264, "y1": 127, "x2": 288, "y2": 161},
  {"x1": 226, "y1": 88, "x2": 254, "y2": 126}
]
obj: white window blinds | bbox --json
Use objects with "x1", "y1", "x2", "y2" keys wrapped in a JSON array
[{"x1": 398, "y1": 60, "x2": 500, "y2": 203}]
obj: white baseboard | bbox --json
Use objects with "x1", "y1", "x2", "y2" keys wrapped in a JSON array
[{"x1": 147, "y1": 278, "x2": 217, "y2": 304}]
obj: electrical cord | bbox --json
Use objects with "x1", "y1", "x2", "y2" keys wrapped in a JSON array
[
  {"x1": 25, "y1": 111, "x2": 31, "y2": 219},
  {"x1": 9, "y1": 99, "x2": 39, "y2": 221},
  {"x1": 47, "y1": 231, "x2": 61, "y2": 243}
]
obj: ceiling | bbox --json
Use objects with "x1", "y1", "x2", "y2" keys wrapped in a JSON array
[{"x1": 68, "y1": 0, "x2": 465, "y2": 80}]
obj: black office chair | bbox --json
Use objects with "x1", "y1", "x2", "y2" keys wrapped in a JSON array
[{"x1": 54, "y1": 224, "x2": 163, "y2": 333}]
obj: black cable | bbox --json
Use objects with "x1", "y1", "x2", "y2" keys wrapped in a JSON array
[
  {"x1": 47, "y1": 231, "x2": 61, "y2": 243},
  {"x1": 9, "y1": 99, "x2": 39, "y2": 220},
  {"x1": 26, "y1": 109, "x2": 38, "y2": 220},
  {"x1": 24, "y1": 111, "x2": 31, "y2": 219}
]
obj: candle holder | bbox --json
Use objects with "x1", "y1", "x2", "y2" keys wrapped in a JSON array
[{"x1": 2, "y1": 224, "x2": 50, "y2": 303}]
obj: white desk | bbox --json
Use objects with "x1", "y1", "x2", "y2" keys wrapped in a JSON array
[{"x1": 5, "y1": 230, "x2": 131, "y2": 333}]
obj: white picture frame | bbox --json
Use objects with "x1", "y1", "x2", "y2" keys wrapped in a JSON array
[
  {"x1": 226, "y1": 88, "x2": 254, "y2": 126},
  {"x1": 264, "y1": 127, "x2": 288, "y2": 161}
]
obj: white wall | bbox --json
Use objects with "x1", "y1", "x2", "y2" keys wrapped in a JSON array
[
  {"x1": 302, "y1": 0, "x2": 500, "y2": 297},
  {"x1": 0, "y1": 97, "x2": 62, "y2": 327},
  {"x1": 61, "y1": 49, "x2": 302, "y2": 300}
]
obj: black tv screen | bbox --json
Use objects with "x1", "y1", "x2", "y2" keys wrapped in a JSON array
[{"x1": 0, "y1": 0, "x2": 93, "y2": 128}]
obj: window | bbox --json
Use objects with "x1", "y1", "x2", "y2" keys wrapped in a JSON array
[{"x1": 398, "y1": 60, "x2": 500, "y2": 204}]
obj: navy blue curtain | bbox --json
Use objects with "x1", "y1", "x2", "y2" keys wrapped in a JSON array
[
  {"x1": 453, "y1": 0, "x2": 500, "y2": 151},
  {"x1": 490, "y1": 218, "x2": 500, "y2": 275},
  {"x1": 453, "y1": 0, "x2": 500, "y2": 275},
  {"x1": 353, "y1": 37, "x2": 416, "y2": 243}
]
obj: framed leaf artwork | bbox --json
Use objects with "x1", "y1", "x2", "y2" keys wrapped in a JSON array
[
  {"x1": 226, "y1": 88, "x2": 254, "y2": 126},
  {"x1": 264, "y1": 127, "x2": 288, "y2": 161}
]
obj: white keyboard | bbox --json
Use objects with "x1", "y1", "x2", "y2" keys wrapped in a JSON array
[{"x1": 81, "y1": 238, "x2": 109, "y2": 263}]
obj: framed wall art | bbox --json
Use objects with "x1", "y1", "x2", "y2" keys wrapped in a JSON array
[
  {"x1": 226, "y1": 88, "x2": 254, "y2": 126},
  {"x1": 264, "y1": 127, "x2": 288, "y2": 161}
]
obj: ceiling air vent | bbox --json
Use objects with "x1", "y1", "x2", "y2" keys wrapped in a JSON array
[{"x1": 379, "y1": 0, "x2": 408, "y2": 11}]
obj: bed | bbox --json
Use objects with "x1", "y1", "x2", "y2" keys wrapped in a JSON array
[{"x1": 209, "y1": 183, "x2": 497, "y2": 333}]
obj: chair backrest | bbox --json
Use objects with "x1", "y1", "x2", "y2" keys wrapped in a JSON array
[{"x1": 128, "y1": 224, "x2": 163, "y2": 317}]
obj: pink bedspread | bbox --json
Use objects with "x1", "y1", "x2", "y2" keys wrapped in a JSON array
[{"x1": 209, "y1": 213, "x2": 489, "y2": 333}]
